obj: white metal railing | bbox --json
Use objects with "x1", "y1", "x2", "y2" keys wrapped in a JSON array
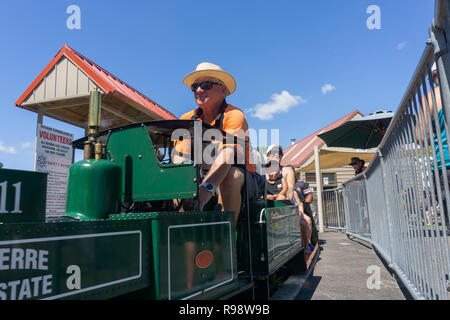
[{"x1": 340, "y1": 0, "x2": 450, "y2": 300}]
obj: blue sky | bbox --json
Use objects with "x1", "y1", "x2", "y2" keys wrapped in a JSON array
[{"x1": 0, "y1": 0, "x2": 436, "y2": 170}]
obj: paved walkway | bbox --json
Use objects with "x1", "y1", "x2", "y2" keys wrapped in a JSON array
[{"x1": 295, "y1": 230, "x2": 408, "y2": 300}]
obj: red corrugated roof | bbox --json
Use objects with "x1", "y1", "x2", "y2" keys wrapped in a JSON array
[
  {"x1": 15, "y1": 44, "x2": 176, "y2": 120},
  {"x1": 281, "y1": 110, "x2": 363, "y2": 168}
]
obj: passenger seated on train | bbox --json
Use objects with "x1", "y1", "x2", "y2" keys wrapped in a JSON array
[
  {"x1": 265, "y1": 160, "x2": 314, "y2": 253},
  {"x1": 294, "y1": 179, "x2": 318, "y2": 246},
  {"x1": 173, "y1": 62, "x2": 265, "y2": 225},
  {"x1": 265, "y1": 160, "x2": 288, "y2": 201},
  {"x1": 266, "y1": 144, "x2": 297, "y2": 202},
  {"x1": 292, "y1": 190, "x2": 314, "y2": 254}
]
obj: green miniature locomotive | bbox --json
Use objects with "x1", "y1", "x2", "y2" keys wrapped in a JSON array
[{"x1": 0, "y1": 90, "x2": 306, "y2": 300}]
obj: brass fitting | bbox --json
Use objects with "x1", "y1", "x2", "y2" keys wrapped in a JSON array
[
  {"x1": 83, "y1": 140, "x2": 94, "y2": 160},
  {"x1": 94, "y1": 142, "x2": 103, "y2": 160}
]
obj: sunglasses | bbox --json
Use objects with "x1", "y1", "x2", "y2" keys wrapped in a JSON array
[
  {"x1": 268, "y1": 150, "x2": 282, "y2": 157},
  {"x1": 191, "y1": 81, "x2": 222, "y2": 92}
]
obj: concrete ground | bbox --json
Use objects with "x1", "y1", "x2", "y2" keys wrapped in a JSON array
[{"x1": 295, "y1": 230, "x2": 409, "y2": 300}]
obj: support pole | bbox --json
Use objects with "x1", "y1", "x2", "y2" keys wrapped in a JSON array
[
  {"x1": 84, "y1": 89, "x2": 102, "y2": 160},
  {"x1": 34, "y1": 112, "x2": 43, "y2": 171},
  {"x1": 314, "y1": 145, "x2": 324, "y2": 233}
]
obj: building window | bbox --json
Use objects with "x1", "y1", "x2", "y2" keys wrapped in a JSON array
[
  {"x1": 304, "y1": 172, "x2": 336, "y2": 185},
  {"x1": 322, "y1": 173, "x2": 336, "y2": 185},
  {"x1": 305, "y1": 172, "x2": 316, "y2": 183}
]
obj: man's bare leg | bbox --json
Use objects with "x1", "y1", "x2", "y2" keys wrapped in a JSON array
[
  {"x1": 198, "y1": 147, "x2": 236, "y2": 210},
  {"x1": 301, "y1": 213, "x2": 312, "y2": 246},
  {"x1": 217, "y1": 167, "x2": 244, "y2": 225}
]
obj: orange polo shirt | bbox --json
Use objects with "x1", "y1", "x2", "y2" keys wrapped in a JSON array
[{"x1": 175, "y1": 104, "x2": 256, "y2": 174}]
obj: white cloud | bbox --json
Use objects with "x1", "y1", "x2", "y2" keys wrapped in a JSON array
[
  {"x1": 249, "y1": 90, "x2": 306, "y2": 120},
  {"x1": 321, "y1": 83, "x2": 336, "y2": 95},
  {"x1": 0, "y1": 141, "x2": 17, "y2": 154},
  {"x1": 21, "y1": 141, "x2": 32, "y2": 149},
  {"x1": 397, "y1": 41, "x2": 407, "y2": 51}
]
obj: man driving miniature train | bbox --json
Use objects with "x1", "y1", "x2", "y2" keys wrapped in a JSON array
[{"x1": 173, "y1": 62, "x2": 264, "y2": 224}]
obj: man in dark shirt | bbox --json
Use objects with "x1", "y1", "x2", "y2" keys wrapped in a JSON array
[
  {"x1": 294, "y1": 180, "x2": 318, "y2": 246},
  {"x1": 295, "y1": 180, "x2": 313, "y2": 204}
]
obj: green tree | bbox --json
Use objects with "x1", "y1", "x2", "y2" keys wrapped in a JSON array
[
  {"x1": 256, "y1": 146, "x2": 268, "y2": 156},
  {"x1": 0, "y1": 162, "x2": 3, "y2": 168}
]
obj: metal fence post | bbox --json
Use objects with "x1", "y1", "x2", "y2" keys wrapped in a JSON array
[
  {"x1": 335, "y1": 189, "x2": 341, "y2": 229},
  {"x1": 362, "y1": 172, "x2": 371, "y2": 238},
  {"x1": 342, "y1": 184, "x2": 351, "y2": 233},
  {"x1": 377, "y1": 149, "x2": 394, "y2": 264},
  {"x1": 314, "y1": 145, "x2": 324, "y2": 233}
]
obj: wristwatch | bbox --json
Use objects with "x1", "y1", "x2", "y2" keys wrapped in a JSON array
[{"x1": 200, "y1": 183, "x2": 215, "y2": 194}]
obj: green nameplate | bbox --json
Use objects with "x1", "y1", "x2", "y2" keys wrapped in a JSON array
[
  {"x1": 0, "y1": 221, "x2": 150, "y2": 300},
  {"x1": 0, "y1": 169, "x2": 47, "y2": 223}
]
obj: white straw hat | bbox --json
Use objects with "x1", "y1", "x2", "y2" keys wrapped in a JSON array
[{"x1": 183, "y1": 62, "x2": 236, "y2": 95}]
